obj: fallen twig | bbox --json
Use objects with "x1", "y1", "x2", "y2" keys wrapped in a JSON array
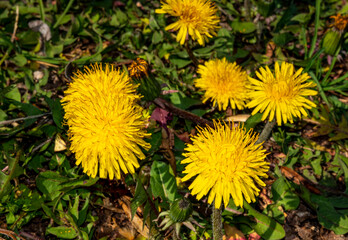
[
  {"x1": 153, "y1": 98, "x2": 213, "y2": 128},
  {"x1": 0, "y1": 113, "x2": 51, "y2": 126}
]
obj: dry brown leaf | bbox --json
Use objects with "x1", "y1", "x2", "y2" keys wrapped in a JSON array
[
  {"x1": 119, "y1": 196, "x2": 150, "y2": 239},
  {"x1": 54, "y1": 134, "x2": 67, "y2": 152},
  {"x1": 280, "y1": 166, "x2": 321, "y2": 194},
  {"x1": 225, "y1": 114, "x2": 250, "y2": 122},
  {"x1": 224, "y1": 223, "x2": 246, "y2": 240}
]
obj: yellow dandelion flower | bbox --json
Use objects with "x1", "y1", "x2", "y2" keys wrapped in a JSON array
[
  {"x1": 62, "y1": 63, "x2": 151, "y2": 180},
  {"x1": 329, "y1": 13, "x2": 348, "y2": 32},
  {"x1": 247, "y1": 62, "x2": 317, "y2": 126},
  {"x1": 155, "y1": 0, "x2": 220, "y2": 46},
  {"x1": 128, "y1": 58, "x2": 149, "y2": 79},
  {"x1": 182, "y1": 121, "x2": 269, "y2": 209},
  {"x1": 195, "y1": 58, "x2": 250, "y2": 110}
]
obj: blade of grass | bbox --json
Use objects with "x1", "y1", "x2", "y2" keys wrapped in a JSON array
[
  {"x1": 308, "y1": 0, "x2": 321, "y2": 58},
  {"x1": 309, "y1": 71, "x2": 330, "y2": 107},
  {"x1": 336, "y1": 148, "x2": 348, "y2": 195},
  {"x1": 24, "y1": 55, "x2": 68, "y2": 65},
  {"x1": 0, "y1": 47, "x2": 13, "y2": 66},
  {"x1": 315, "y1": 54, "x2": 322, "y2": 79},
  {"x1": 322, "y1": 46, "x2": 341, "y2": 86},
  {"x1": 301, "y1": 26, "x2": 308, "y2": 58},
  {"x1": 329, "y1": 71, "x2": 348, "y2": 86},
  {"x1": 304, "y1": 48, "x2": 325, "y2": 72},
  {"x1": 53, "y1": 0, "x2": 75, "y2": 29},
  {"x1": 38, "y1": 0, "x2": 45, "y2": 21}
]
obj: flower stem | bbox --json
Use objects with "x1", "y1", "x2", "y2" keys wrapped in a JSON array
[
  {"x1": 185, "y1": 41, "x2": 199, "y2": 68},
  {"x1": 153, "y1": 98, "x2": 213, "y2": 127},
  {"x1": 212, "y1": 204, "x2": 223, "y2": 240},
  {"x1": 255, "y1": 120, "x2": 276, "y2": 145},
  {"x1": 308, "y1": 0, "x2": 321, "y2": 58},
  {"x1": 244, "y1": 0, "x2": 251, "y2": 22}
]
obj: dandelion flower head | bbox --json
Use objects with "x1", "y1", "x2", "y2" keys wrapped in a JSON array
[
  {"x1": 128, "y1": 58, "x2": 149, "y2": 79},
  {"x1": 247, "y1": 62, "x2": 317, "y2": 126},
  {"x1": 182, "y1": 121, "x2": 269, "y2": 209},
  {"x1": 62, "y1": 63, "x2": 151, "y2": 180},
  {"x1": 329, "y1": 13, "x2": 348, "y2": 32},
  {"x1": 155, "y1": 0, "x2": 220, "y2": 46},
  {"x1": 195, "y1": 58, "x2": 250, "y2": 110}
]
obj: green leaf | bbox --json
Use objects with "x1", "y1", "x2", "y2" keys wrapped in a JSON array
[
  {"x1": 0, "y1": 172, "x2": 12, "y2": 202},
  {"x1": 23, "y1": 188, "x2": 44, "y2": 211},
  {"x1": 274, "y1": 3, "x2": 297, "y2": 33},
  {"x1": 150, "y1": 160, "x2": 179, "y2": 202},
  {"x1": 325, "y1": 196, "x2": 348, "y2": 208},
  {"x1": 45, "y1": 97, "x2": 64, "y2": 129},
  {"x1": 152, "y1": 31, "x2": 163, "y2": 44},
  {"x1": 131, "y1": 179, "x2": 148, "y2": 217},
  {"x1": 69, "y1": 195, "x2": 80, "y2": 224},
  {"x1": 18, "y1": 30, "x2": 40, "y2": 48},
  {"x1": 338, "y1": 155, "x2": 348, "y2": 194},
  {"x1": 244, "y1": 113, "x2": 262, "y2": 131},
  {"x1": 46, "y1": 226, "x2": 78, "y2": 239},
  {"x1": 231, "y1": 48, "x2": 249, "y2": 61},
  {"x1": 273, "y1": 32, "x2": 295, "y2": 47},
  {"x1": 340, "y1": 3, "x2": 348, "y2": 14},
  {"x1": 59, "y1": 177, "x2": 99, "y2": 190},
  {"x1": 257, "y1": 1, "x2": 275, "y2": 17},
  {"x1": 291, "y1": 13, "x2": 311, "y2": 24},
  {"x1": 8, "y1": 101, "x2": 43, "y2": 127},
  {"x1": 46, "y1": 43, "x2": 64, "y2": 58},
  {"x1": 264, "y1": 204, "x2": 285, "y2": 223},
  {"x1": 147, "y1": 131, "x2": 162, "y2": 154},
  {"x1": 170, "y1": 57, "x2": 192, "y2": 68},
  {"x1": 251, "y1": 53, "x2": 270, "y2": 64},
  {"x1": 28, "y1": 155, "x2": 47, "y2": 173},
  {"x1": 271, "y1": 177, "x2": 300, "y2": 210},
  {"x1": 231, "y1": 21, "x2": 256, "y2": 34},
  {"x1": 0, "y1": 33, "x2": 13, "y2": 47},
  {"x1": 328, "y1": 96, "x2": 348, "y2": 110},
  {"x1": 244, "y1": 202, "x2": 285, "y2": 240},
  {"x1": 0, "y1": 152, "x2": 22, "y2": 201},
  {"x1": 0, "y1": 109, "x2": 7, "y2": 121},
  {"x1": 42, "y1": 203, "x2": 64, "y2": 225},
  {"x1": 78, "y1": 194, "x2": 90, "y2": 226},
  {"x1": 36, "y1": 171, "x2": 68, "y2": 200},
  {"x1": 81, "y1": 231, "x2": 89, "y2": 240},
  {"x1": 310, "y1": 158, "x2": 322, "y2": 176},
  {"x1": 5, "y1": 87, "x2": 21, "y2": 102},
  {"x1": 111, "y1": 9, "x2": 128, "y2": 27},
  {"x1": 312, "y1": 194, "x2": 348, "y2": 235},
  {"x1": 169, "y1": 92, "x2": 201, "y2": 110},
  {"x1": 12, "y1": 54, "x2": 27, "y2": 67}
]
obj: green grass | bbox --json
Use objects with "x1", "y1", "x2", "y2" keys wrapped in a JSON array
[{"x1": 1, "y1": 0, "x2": 348, "y2": 239}]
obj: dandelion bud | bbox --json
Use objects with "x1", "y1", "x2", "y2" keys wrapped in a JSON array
[
  {"x1": 322, "y1": 30, "x2": 340, "y2": 55},
  {"x1": 169, "y1": 198, "x2": 193, "y2": 223}
]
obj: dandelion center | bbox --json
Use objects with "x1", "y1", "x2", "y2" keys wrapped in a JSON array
[
  {"x1": 180, "y1": 6, "x2": 200, "y2": 25},
  {"x1": 266, "y1": 80, "x2": 294, "y2": 101}
]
